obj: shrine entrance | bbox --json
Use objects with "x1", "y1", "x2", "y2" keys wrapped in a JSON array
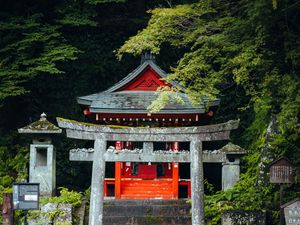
[{"x1": 57, "y1": 117, "x2": 239, "y2": 225}]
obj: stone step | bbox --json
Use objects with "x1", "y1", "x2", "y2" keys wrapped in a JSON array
[
  {"x1": 104, "y1": 204, "x2": 190, "y2": 217},
  {"x1": 101, "y1": 199, "x2": 191, "y2": 225},
  {"x1": 103, "y1": 216, "x2": 191, "y2": 225},
  {"x1": 104, "y1": 199, "x2": 189, "y2": 206}
]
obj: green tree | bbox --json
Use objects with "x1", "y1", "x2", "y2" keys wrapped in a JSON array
[{"x1": 0, "y1": 10, "x2": 79, "y2": 103}]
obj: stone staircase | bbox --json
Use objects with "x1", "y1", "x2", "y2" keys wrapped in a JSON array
[{"x1": 103, "y1": 199, "x2": 191, "y2": 225}]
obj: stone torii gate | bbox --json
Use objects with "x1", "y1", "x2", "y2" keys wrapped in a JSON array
[{"x1": 57, "y1": 118, "x2": 239, "y2": 225}]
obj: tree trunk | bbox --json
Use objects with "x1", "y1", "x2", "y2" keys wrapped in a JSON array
[{"x1": 2, "y1": 193, "x2": 13, "y2": 225}]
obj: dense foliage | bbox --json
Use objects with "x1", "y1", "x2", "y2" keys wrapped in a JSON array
[{"x1": 0, "y1": 0, "x2": 299, "y2": 224}]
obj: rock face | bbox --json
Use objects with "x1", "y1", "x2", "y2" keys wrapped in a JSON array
[
  {"x1": 54, "y1": 204, "x2": 72, "y2": 224},
  {"x1": 257, "y1": 115, "x2": 279, "y2": 185},
  {"x1": 28, "y1": 203, "x2": 72, "y2": 225},
  {"x1": 222, "y1": 210, "x2": 266, "y2": 225}
]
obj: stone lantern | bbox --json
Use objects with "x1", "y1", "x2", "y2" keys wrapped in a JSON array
[
  {"x1": 220, "y1": 143, "x2": 246, "y2": 190},
  {"x1": 18, "y1": 113, "x2": 62, "y2": 196}
]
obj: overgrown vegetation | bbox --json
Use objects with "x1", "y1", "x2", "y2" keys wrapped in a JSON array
[
  {"x1": 26, "y1": 187, "x2": 82, "y2": 225},
  {"x1": 40, "y1": 187, "x2": 82, "y2": 207}
]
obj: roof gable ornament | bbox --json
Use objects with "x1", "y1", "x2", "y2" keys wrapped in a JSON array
[
  {"x1": 141, "y1": 52, "x2": 156, "y2": 64},
  {"x1": 119, "y1": 66, "x2": 165, "y2": 91},
  {"x1": 40, "y1": 112, "x2": 47, "y2": 121}
]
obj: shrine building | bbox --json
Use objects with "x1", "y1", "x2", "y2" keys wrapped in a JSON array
[
  {"x1": 55, "y1": 50, "x2": 243, "y2": 225},
  {"x1": 73, "y1": 53, "x2": 241, "y2": 200}
]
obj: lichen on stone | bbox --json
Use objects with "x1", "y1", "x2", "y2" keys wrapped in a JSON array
[
  {"x1": 19, "y1": 113, "x2": 62, "y2": 134},
  {"x1": 26, "y1": 119, "x2": 60, "y2": 131},
  {"x1": 220, "y1": 143, "x2": 245, "y2": 153}
]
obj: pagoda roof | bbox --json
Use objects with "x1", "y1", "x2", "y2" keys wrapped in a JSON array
[
  {"x1": 77, "y1": 58, "x2": 220, "y2": 114},
  {"x1": 18, "y1": 113, "x2": 62, "y2": 134}
]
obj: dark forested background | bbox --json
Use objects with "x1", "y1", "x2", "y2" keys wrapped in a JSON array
[
  {"x1": 0, "y1": 0, "x2": 162, "y2": 189},
  {"x1": 0, "y1": 0, "x2": 299, "y2": 224}
]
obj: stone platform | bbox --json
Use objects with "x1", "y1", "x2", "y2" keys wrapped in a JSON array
[{"x1": 101, "y1": 199, "x2": 191, "y2": 225}]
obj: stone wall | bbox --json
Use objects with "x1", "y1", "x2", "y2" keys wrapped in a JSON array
[
  {"x1": 28, "y1": 203, "x2": 72, "y2": 225},
  {"x1": 222, "y1": 210, "x2": 266, "y2": 225}
]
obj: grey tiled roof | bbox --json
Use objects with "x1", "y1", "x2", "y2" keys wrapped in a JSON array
[
  {"x1": 77, "y1": 59, "x2": 220, "y2": 114},
  {"x1": 87, "y1": 91, "x2": 219, "y2": 114}
]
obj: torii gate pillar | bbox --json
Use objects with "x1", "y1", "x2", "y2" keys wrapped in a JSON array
[
  {"x1": 190, "y1": 139, "x2": 205, "y2": 225},
  {"x1": 89, "y1": 139, "x2": 106, "y2": 225}
]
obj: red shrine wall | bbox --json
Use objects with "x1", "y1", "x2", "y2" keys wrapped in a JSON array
[
  {"x1": 118, "y1": 66, "x2": 169, "y2": 91},
  {"x1": 108, "y1": 141, "x2": 183, "y2": 199}
]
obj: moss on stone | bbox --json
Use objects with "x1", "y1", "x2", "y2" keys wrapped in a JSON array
[
  {"x1": 19, "y1": 114, "x2": 62, "y2": 133},
  {"x1": 145, "y1": 215, "x2": 163, "y2": 223},
  {"x1": 24, "y1": 119, "x2": 60, "y2": 131},
  {"x1": 57, "y1": 117, "x2": 97, "y2": 127},
  {"x1": 57, "y1": 117, "x2": 147, "y2": 129},
  {"x1": 221, "y1": 142, "x2": 244, "y2": 153}
]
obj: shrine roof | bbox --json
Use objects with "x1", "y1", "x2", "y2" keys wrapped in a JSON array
[
  {"x1": 77, "y1": 58, "x2": 220, "y2": 114},
  {"x1": 79, "y1": 91, "x2": 219, "y2": 114},
  {"x1": 102, "y1": 59, "x2": 181, "y2": 93},
  {"x1": 18, "y1": 113, "x2": 62, "y2": 134}
]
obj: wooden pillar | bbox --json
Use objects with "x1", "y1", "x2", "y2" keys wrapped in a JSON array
[
  {"x1": 190, "y1": 139, "x2": 205, "y2": 225},
  {"x1": 2, "y1": 193, "x2": 13, "y2": 225},
  {"x1": 172, "y1": 142, "x2": 179, "y2": 199},
  {"x1": 115, "y1": 141, "x2": 123, "y2": 199},
  {"x1": 89, "y1": 139, "x2": 106, "y2": 225}
]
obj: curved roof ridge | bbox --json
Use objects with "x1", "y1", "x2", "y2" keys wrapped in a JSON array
[
  {"x1": 76, "y1": 58, "x2": 220, "y2": 113},
  {"x1": 103, "y1": 60, "x2": 184, "y2": 94}
]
